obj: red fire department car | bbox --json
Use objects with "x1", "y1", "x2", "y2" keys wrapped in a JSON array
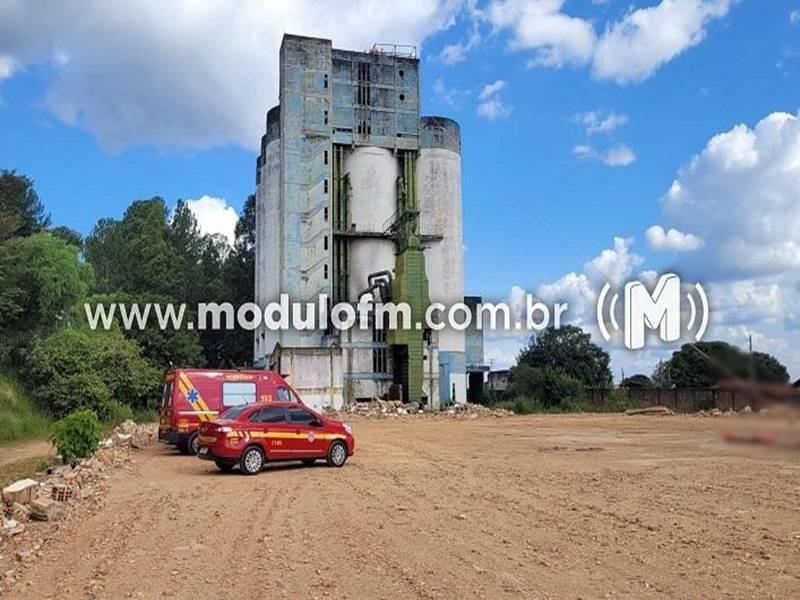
[
  {"x1": 196, "y1": 402, "x2": 354, "y2": 474},
  {"x1": 158, "y1": 368, "x2": 303, "y2": 455}
]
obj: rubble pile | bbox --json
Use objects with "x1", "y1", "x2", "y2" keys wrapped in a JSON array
[
  {"x1": 332, "y1": 399, "x2": 512, "y2": 419},
  {"x1": 446, "y1": 403, "x2": 513, "y2": 418},
  {"x1": 1, "y1": 420, "x2": 156, "y2": 585},
  {"x1": 694, "y1": 406, "x2": 758, "y2": 417}
]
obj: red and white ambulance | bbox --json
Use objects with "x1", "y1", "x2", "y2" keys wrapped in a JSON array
[{"x1": 158, "y1": 368, "x2": 302, "y2": 455}]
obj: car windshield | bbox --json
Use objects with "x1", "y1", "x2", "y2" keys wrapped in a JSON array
[{"x1": 219, "y1": 406, "x2": 248, "y2": 420}]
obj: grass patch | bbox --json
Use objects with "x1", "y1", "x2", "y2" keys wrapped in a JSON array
[
  {"x1": 493, "y1": 397, "x2": 587, "y2": 415},
  {"x1": 0, "y1": 455, "x2": 53, "y2": 489},
  {"x1": 0, "y1": 368, "x2": 51, "y2": 444}
]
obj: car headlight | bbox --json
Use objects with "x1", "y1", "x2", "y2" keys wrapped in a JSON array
[{"x1": 343, "y1": 423, "x2": 352, "y2": 435}]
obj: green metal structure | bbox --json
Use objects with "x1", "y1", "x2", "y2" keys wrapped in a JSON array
[{"x1": 385, "y1": 150, "x2": 429, "y2": 405}]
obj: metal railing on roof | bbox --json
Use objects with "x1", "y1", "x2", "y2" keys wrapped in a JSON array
[{"x1": 370, "y1": 43, "x2": 417, "y2": 58}]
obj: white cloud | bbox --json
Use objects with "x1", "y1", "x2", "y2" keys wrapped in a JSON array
[
  {"x1": 533, "y1": 237, "x2": 643, "y2": 328},
  {"x1": 518, "y1": 111, "x2": 800, "y2": 380},
  {"x1": 487, "y1": 0, "x2": 596, "y2": 67},
  {"x1": 184, "y1": 195, "x2": 239, "y2": 246},
  {"x1": 574, "y1": 110, "x2": 628, "y2": 135},
  {"x1": 659, "y1": 111, "x2": 800, "y2": 280},
  {"x1": 438, "y1": 25, "x2": 481, "y2": 65},
  {"x1": 432, "y1": 77, "x2": 468, "y2": 108},
  {"x1": 478, "y1": 79, "x2": 506, "y2": 100},
  {"x1": 645, "y1": 225, "x2": 705, "y2": 252},
  {"x1": 0, "y1": 54, "x2": 15, "y2": 81},
  {"x1": 476, "y1": 79, "x2": 512, "y2": 121},
  {"x1": 791, "y1": 9, "x2": 800, "y2": 25},
  {"x1": 0, "y1": 0, "x2": 463, "y2": 151},
  {"x1": 573, "y1": 143, "x2": 636, "y2": 167},
  {"x1": 592, "y1": 0, "x2": 736, "y2": 84},
  {"x1": 484, "y1": 0, "x2": 735, "y2": 83}
]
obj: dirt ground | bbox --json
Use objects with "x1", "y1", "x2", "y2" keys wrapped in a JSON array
[
  {"x1": 4, "y1": 414, "x2": 800, "y2": 599},
  {"x1": 0, "y1": 440, "x2": 52, "y2": 468}
]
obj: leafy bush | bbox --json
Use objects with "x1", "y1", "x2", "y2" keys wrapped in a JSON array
[
  {"x1": 51, "y1": 409, "x2": 102, "y2": 463},
  {"x1": 495, "y1": 396, "x2": 585, "y2": 415},
  {"x1": 606, "y1": 388, "x2": 642, "y2": 413},
  {"x1": 695, "y1": 393, "x2": 716, "y2": 412},
  {"x1": 24, "y1": 327, "x2": 161, "y2": 418},
  {"x1": 105, "y1": 399, "x2": 135, "y2": 426},
  {"x1": 506, "y1": 365, "x2": 585, "y2": 410}
]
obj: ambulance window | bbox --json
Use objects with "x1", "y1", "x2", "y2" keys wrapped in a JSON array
[
  {"x1": 288, "y1": 407, "x2": 315, "y2": 425},
  {"x1": 222, "y1": 382, "x2": 256, "y2": 407},
  {"x1": 251, "y1": 407, "x2": 286, "y2": 423},
  {"x1": 276, "y1": 386, "x2": 291, "y2": 402},
  {"x1": 161, "y1": 381, "x2": 173, "y2": 408}
]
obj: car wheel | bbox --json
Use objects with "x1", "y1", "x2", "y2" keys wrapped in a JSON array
[
  {"x1": 302, "y1": 458, "x2": 316, "y2": 466},
  {"x1": 215, "y1": 461, "x2": 235, "y2": 473},
  {"x1": 186, "y1": 433, "x2": 200, "y2": 456},
  {"x1": 326, "y1": 440, "x2": 347, "y2": 468},
  {"x1": 240, "y1": 446, "x2": 264, "y2": 475}
]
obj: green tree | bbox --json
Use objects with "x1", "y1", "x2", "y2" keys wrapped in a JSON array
[
  {"x1": 84, "y1": 217, "x2": 125, "y2": 293},
  {"x1": 621, "y1": 374, "x2": 653, "y2": 389},
  {"x1": 661, "y1": 341, "x2": 789, "y2": 388},
  {"x1": 85, "y1": 198, "x2": 178, "y2": 296},
  {"x1": 752, "y1": 351, "x2": 789, "y2": 383},
  {"x1": 517, "y1": 325, "x2": 612, "y2": 387},
  {"x1": 50, "y1": 225, "x2": 83, "y2": 249},
  {"x1": 24, "y1": 327, "x2": 160, "y2": 418},
  {"x1": 0, "y1": 233, "x2": 90, "y2": 336},
  {"x1": 79, "y1": 292, "x2": 205, "y2": 369},
  {"x1": 212, "y1": 195, "x2": 255, "y2": 367},
  {"x1": 169, "y1": 200, "x2": 208, "y2": 305},
  {"x1": 0, "y1": 170, "x2": 50, "y2": 242}
]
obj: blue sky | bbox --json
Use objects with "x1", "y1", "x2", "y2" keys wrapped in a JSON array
[{"x1": 2, "y1": 0, "x2": 800, "y2": 375}]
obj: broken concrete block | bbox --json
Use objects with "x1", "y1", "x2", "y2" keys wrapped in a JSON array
[
  {"x1": 50, "y1": 484, "x2": 74, "y2": 503},
  {"x1": 114, "y1": 432, "x2": 133, "y2": 446},
  {"x1": 2, "y1": 518, "x2": 24, "y2": 537},
  {"x1": 29, "y1": 497, "x2": 64, "y2": 521},
  {"x1": 2, "y1": 479, "x2": 39, "y2": 505},
  {"x1": 11, "y1": 502, "x2": 31, "y2": 520}
]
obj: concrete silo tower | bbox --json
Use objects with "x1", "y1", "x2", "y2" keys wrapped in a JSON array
[{"x1": 253, "y1": 34, "x2": 471, "y2": 410}]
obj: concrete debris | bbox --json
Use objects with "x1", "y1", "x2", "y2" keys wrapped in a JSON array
[
  {"x1": 28, "y1": 498, "x2": 63, "y2": 522},
  {"x1": 332, "y1": 399, "x2": 512, "y2": 419},
  {"x1": 2, "y1": 480, "x2": 39, "y2": 506},
  {"x1": 0, "y1": 421, "x2": 157, "y2": 569},
  {"x1": 1, "y1": 519, "x2": 24, "y2": 537},
  {"x1": 695, "y1": 405, "x2": 755, "y2": 417},
  {"x1": 10, "y1": 503, "x2": 30, "y2": 521},
  {"x1": 49, "y1": 484, "x2": 73, "y2": 503},
  {"x1": 625, "y1": 406, "x2": 675, "y2": 416}
]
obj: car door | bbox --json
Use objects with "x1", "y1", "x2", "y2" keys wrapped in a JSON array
[
  {"x1": 286, "y1": 406, "x2": 327, "y2": 457},
  {"x1": 250, "y1": 406, "x2": 293, "y2": 459}
]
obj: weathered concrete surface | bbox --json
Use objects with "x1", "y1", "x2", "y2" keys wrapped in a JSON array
[{"x1": 2, "y1": 479, "x2": 38, "y2": 505}]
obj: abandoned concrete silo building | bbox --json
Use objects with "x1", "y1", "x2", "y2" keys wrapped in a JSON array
[{"x1": 254, "y1": 34, "x2": 484, "y2": 410}]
